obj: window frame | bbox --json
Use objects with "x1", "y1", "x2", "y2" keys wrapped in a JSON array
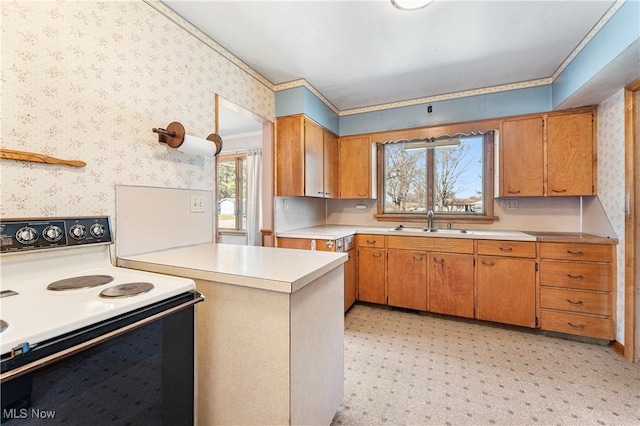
[
  {"x1": 217, "y1": 153, "x2": 247, "y2": 233},
  {"x1": 375, "y1": 131, "x2": 496, "y2": 224}
]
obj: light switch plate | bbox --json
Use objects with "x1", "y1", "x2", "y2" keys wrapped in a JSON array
[{"x1": 190, "y1": 195, "x2": 205, "y2": 213}]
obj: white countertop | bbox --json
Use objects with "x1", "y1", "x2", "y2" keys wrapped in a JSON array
[
  {"x1": 276, "y1": 225, "x2": 537, "y2": 242},
  {"x1": 117, "y1": 243, "x2": 347, "y2": 294}
]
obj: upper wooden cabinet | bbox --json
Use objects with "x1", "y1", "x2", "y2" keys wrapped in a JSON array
[
  {"x1": 547, "y1": 111, "x2": 595, "y2": 196},
  {"x1": 338, "y1": 135, "x2": 375, "y2": 199},
  {"x1": 499, "y1": 107, "x2": 596, "y2": 197},
  {"x1": 500, "y1": 117, "x2": 544, "y2": 196},
  {"x1": 276, "y1": 115, "x2": 337, "y2": 198}
]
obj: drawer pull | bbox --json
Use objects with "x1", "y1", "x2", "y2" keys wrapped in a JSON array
[
  {"x1": 499, "y1": 247, "x2": 513, "y2": 252},
  {"x1": 366, "y1": 240, "x2": 376, "y2": 245},
  {"x1": 433, "y1": 257, "x2": 444, "y2": 264},
  {"x1": 507, "y1": 190, "x2": 521, "y2": 194},
  {"x1": 566, "y1": 299, "x2": 584, "y2": 305},
  {"x1": 372, "y1": 253, "x2": 382, "y2": 258},
  {"x1": 567, "y1": 322, "x2": 585, "y2": 330},
  {"x1": 414, "y1": 255, "x2": 424, "y2": 262},
  {"x1": 567, "y1": 273, "x2": 584, "y2": 279},
  {"x1": 552, "y1": 188, "x2": 568, "y2": 193},
  {"x1": 481, "y1": 261, "x2": 494, "y2": 267},
  {"x1": 566, "y1": 250, "x2": 584, "y2": 256}
]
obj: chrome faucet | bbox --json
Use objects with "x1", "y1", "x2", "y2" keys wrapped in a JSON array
[{"x1": 427, "y1": 209, "x2": 434, "y2": 230}]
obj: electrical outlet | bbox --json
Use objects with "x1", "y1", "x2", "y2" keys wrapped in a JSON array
[
  {"x1": 501, "y1": 199, "x2": 519, "y2": 210},
  {"x1": 283, "y1": 199, "x2": 289, "y2": 211},
  {"x1": 190, "y1": 195, "x2": 205, "y2": 213}
]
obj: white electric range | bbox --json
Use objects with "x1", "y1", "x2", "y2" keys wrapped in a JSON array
[{"x1": 1, "y1": 217, "x2": 203, "y2": 425}]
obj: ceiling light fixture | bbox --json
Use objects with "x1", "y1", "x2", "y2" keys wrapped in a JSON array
[{"x1": 391, "y1": 0, "x2": 434, "y2": 11}]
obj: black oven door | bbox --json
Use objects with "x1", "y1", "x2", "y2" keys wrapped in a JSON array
[{"x1": 1, "y1": 291, "x2": 203, "y2": 426}]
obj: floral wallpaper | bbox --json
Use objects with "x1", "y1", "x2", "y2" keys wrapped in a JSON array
[
  {"x1": 596, "y1": 88, "x2": 626, "y2": 341},
  {"x1": 1, "y1": 1, "x2": 275, "y2": 218}
]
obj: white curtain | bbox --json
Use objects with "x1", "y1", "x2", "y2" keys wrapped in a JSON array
[{"x1": 246, "y1": 147, "x2": 262, "y2": 246}]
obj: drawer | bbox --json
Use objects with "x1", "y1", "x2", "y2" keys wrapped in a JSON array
[
  {"x1": 477, "y1": 240, "x2": 536, "y2": 258},
  {"x1": 539, "y1": 287, "x2": 612, "y2": 316},
  {"x1": 539, "y1": 242, "x2": 612, "y2": 262},
  {"x1": 358, "y1": 234, "x2": 386, "y2": 248},
  {"x1": 540, "y1": 261, "x2": 611, "y2": 291},
  {"x1": 540, "y1": 310, "x2": 614, "y2": 340},
  {"x1": 387, "y1": 236, "x2": 473, "y2": 254}
]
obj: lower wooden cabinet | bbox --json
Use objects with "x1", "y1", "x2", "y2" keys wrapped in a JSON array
[
  {"x1": 344, "y1": 248, "x2": 357, "y2": 311},
  {"x1": 476, "y1": 256, "x2": 536, "y2": 327},
  {"x1": 357, "y1": 247, "x2": 386, "y2": 304},
  {"x1": 538, "y1": 242, "x2": 614, "y2": 340},
  {"x1": 387, "y1": 250, "x2": 427, "y2": 311},
  {"x1": 427, "y1": 252, "x2": 474, "y2": 318}
]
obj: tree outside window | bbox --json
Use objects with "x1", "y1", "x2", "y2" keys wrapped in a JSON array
[{"x1": 383, "y1": 136, "x2": 485, "y2": 215}]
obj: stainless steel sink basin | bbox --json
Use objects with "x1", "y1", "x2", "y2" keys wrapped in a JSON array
[
  {"x1": 387, "y1": 226, "x2": 429, "y2": 232},
  {"x1": 429, "y1": 228, "x2": 470, "y2": 234}
]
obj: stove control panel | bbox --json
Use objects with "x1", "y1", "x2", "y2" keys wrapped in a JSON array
[{"x1": 0, "y1": 217, "x2": 112, "y2": 253}]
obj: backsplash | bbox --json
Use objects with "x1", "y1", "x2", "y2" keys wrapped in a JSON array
[{"x1": 1, "y1": 1, "x2": 274, "y2": 219}]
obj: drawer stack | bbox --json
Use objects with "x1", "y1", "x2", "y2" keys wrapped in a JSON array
[{"x1": 538, "y1": 242, "x2": 614, "y2": 340}]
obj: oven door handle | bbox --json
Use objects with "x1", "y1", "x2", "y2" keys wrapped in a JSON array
[{"x1": 1, "y1": 294, "x2": 204, "y2": 383}]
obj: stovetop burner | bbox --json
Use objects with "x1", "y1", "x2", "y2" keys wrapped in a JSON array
[
  {"x1": 99, "y1": 282, "x2": 154, "y2": 299},
  {"x1": 47, "y1": 275, "x2": 115, "y2": 291},
  {"x1": 0, "y1": 320, "x2": 7, "y2": 333}
]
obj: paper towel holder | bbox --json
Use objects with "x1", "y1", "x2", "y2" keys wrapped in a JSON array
[{"x1": 152, "y1": 121, "x2": 223, "y2": 156}]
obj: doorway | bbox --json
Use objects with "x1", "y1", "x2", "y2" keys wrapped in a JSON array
[{"x1": 215, "y1": 95, "x2": 274, "y2": 246}]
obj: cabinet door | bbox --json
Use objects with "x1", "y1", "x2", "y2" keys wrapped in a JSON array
[
  {"x1": 427, "y1": 252, "x2": 474, "y2": 318},
  {"x1": 357, "y1": 247, "x2": 386, "y2": 304},
  {"x1": 339, "y1": 136, "x2": 372, "y2": 199},
  {"x1": 304, "y1": 120, "x2": 325, "y2": 197},
  {"x1": 547, "y1": 112, "x2": 594, "y2": 196},
  {"x1": 323, "y1": 131, "x2": 338, "y2": 199},
  {"x1": 500, "y1": 117, "x2": 543, "y2": 196},
  {"x1": 476, "y1": 256, "x2": 536, "y2": 327},
  {"x1": 387, "y1": 250, "x2": 427, "y2": 311},
  {"x1": 276, "y1": 116, "x2": 304, "y2": 196},
  {"x1": 344, "y1": 249, "x2": 357, "y2": 312}
]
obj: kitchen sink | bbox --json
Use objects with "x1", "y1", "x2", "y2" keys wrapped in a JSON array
[{"x1": 387, "y1": 226, "x2": 471, "y2": 234}]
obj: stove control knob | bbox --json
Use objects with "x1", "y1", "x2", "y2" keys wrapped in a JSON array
[
  {"x1": 69, "y1": 224, "x2": 87, "y2": 240},
  {"x1": 89, "y1": 223, "x2": 106, "y2": 238},
  {"x1": 16, "y1": 226, "x2": 38, "y2": 244},
  {"x1": 43, "y1": 225, "x2": 63, "y2": 242}
]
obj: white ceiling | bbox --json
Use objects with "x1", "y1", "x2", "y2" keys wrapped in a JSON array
[{"x1": 163, "y1": 0, "x2": 617, "y2": 113}]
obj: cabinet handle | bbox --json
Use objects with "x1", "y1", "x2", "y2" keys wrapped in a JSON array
[
  {"x1": 433, "y1": 257, "x2": 444, "y2": 264},
  {"x1": 552, "y1": 189, "x2": 568, "y2": 193},
  {"x1": 566, "y1": 250, "x2": 584, "y2": 256},
  {"x1": 499, "y1": 247, "x2": 513, "y2": 252},
  {"x1": 566, "y1": 299, "x2": 584, "y2": 305},
  {"x1": 567, "y1": 273, "x2": 584, "y2": 279},
  {"x1": 358, "y1": 193, "x2": 367, "y2": 197},
  {"x1": 325, "y1": 193, "x2": 331, "y2": 195},
  {"x1": 507, "y1": 190, "x2": 521, "y2": 194},
  {"x1": 414, "y1": 255, "x2": 424, "y2": 262},
  {"x1": 366, "y1": 240, "x2": 376, "y2": 245},
  {"x1": 317, "y1": 191, "x2": 324, "y2": 194},
  {"x1": 372, "y1": 253, "x2": 382, "y2": 258},
  {"x1": 567, "y1": 322, "x2": 585, "y2": 330},
  {"x1": 481, "y1": 261, "x2": 494, "y2": 266}
]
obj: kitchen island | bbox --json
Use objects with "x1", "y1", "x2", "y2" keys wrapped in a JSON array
[{"x1": 117, "y1": 243, "x2": 346, "y2": 426}]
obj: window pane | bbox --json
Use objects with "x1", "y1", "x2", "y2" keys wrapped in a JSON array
[
  {"x1": 433, "y1": 137, "x2": 484, "y2": 213},
  {"x1": 384, "y1": 143, "x2": 427, "y2": 213},
  {"x1": 218, "y1": 160, "x2": 237, "y2": 229}
]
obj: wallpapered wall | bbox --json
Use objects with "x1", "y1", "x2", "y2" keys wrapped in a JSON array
[
  {"x1": 1, "y1": 1, "x2": 274, "y2": 218},
  {"x1": 596, "y1": 88, "x2": 626, "y2": 342}
]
